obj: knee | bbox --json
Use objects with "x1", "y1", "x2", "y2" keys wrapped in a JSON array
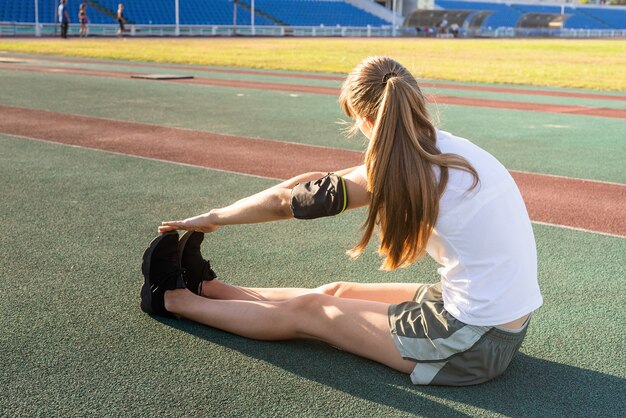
[
  {"x1": 317, "y1": 281, "x2": 349, "y2": 297},
  {"x1": 284, "y1": 293, "x2": 329, "y2": 317},
  {"x1": 283, "y1": 293, "x2": 336, "y2": 338}
]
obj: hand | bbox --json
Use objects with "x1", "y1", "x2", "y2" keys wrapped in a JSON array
[{"x1": 158, "y1": 213, "x2": 219, "y2": 234}]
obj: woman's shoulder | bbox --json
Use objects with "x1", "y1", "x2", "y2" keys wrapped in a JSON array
[
  {"x1": 436, "y1": 129, "x2": 511, "y2": 188},
  {"x1": 436, "y1": 130, "x2": 497, "y2": 162},
  {"x1": 436, "y1": 130, "x2": 476, "y2": 151}
]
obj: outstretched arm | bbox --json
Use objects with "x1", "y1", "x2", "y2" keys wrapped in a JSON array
[{"x1": 158, "y1": 166, "x2": 369, "y2": 234}]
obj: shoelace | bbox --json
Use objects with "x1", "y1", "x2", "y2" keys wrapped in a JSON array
[{"x1": 150, "y1": 266, "x2": 184, "y2": 293}]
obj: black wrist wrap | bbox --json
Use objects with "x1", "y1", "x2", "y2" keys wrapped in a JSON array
[{"x1": 291, "y1": 174, "x2": 348, "y2": 220}]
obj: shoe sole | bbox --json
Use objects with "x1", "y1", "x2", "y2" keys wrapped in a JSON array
[
  {"x1": 177, "y1": 230, "x2": 203, "y2": 267},
  {"x1": 178, "y1": 230, "x2": 210, "y2": 294},
  {"x1": 140, "y1": 231, "x2": 178, "y2": 314},
  {"x1": 177, "y1": 230, "x2": 193, "y2": 268}
]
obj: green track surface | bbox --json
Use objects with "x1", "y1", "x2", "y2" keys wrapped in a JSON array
[
  {"x1": 1, "y1": 135, "x2": 624, "y2": 416},
  {"x1": 1, "y1": 55, "x2": 625, "y2": 417},
  {"x1": 12, "y1": 56, "x2": 345, "y2": 88},
  {"x1": 429, "y1": 88, "x2": 626, "y2": 110},
  {"x1": 1, "y1": 66, "x2": 625, "y2": 183}
]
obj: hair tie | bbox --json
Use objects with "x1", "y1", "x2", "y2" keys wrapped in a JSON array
[{"x1": 382, "y1": 72, "x2": 397, "y2": 84}]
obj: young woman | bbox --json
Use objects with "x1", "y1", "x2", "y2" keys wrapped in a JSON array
[
  {"x1": 141, "y1": 56, "x2": 542, "y2": 386},
  {"x1": 78, "y1": 3, "x2": 89, "y2": 38}
]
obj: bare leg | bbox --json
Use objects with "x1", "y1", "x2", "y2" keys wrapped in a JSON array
[
  {"x1": 165, "y1": 289, "x2": 416, "y2": 374},
  {"x1": 202, "y1": 279, "x2": 420, "y2": 305},
  {"x1": 200, "y1": 279, "x2": 316, "y2": 301}
]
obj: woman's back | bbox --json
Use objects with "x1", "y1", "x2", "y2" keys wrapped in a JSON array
[{"x1": 427, "y1": 130, "x2": 542, "y2": 326}]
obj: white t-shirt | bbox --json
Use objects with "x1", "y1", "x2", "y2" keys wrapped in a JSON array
[{"x1": 426, "y1": 130, "x2": 543, "y2": 326}]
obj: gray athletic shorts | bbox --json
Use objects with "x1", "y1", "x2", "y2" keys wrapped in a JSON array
[{"x1": 388, "y1": 282, "x2": 528, "y2": 386}]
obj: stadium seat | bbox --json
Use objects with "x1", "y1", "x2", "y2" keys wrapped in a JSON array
[
  {"x1": 3, "y1": 0, "x2": 388, "y2": 27},
  {"x1": 435, "y1": 0, "x2": 626, "y2": 30}
]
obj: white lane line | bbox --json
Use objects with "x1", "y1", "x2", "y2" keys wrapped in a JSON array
[
  {"x1": 531, "y1": 221, "x2": 625, "y2": 239},
  {"x1": 510, "y1": 169, "x2": 626, "y2": 187},
  {"x1": 0, "y1": 133, "x2": 283, "y2": 182}
]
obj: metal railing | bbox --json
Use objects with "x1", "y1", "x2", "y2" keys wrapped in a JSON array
[
  {"x1": 481, "y1": 26, "x2": 626, "y2": 37},
  {"x1": 1, "y1": 22, "x2": 624, "y2": 38},
  {"x1": 0, "y1": 22, "x2": 396, "y2": 37}
]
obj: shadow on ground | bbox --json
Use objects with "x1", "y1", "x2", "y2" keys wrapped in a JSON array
[{"x1": 160, "y1": 319, "x2": 625, "y2": 417}]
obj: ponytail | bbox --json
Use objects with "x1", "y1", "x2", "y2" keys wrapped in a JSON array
[{"x1": 341, "y1": 57, "x2": 478, "y2": 270}]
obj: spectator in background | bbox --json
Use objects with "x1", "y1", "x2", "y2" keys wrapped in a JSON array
[
  {"x1": 117, "y1": 3, "x2": 126, "y2": 36},
  {"x1": 450, "y1": 22, "x2": 460, "y2": 37},
  {"x1": 57, "y1": 1, "x2": 63, "y2": 27},
  {"x1": 438, "y1": 18, "x2": 448, "y2": 34},
  {"x1": 415, "y1": 26, "x2": 436, "y2": 37},
  {"x1": 79, "y1": 2, "x2": 89, "y2": 37},
  {"x1": 59, "y1": 0, "x2": 70, "y2": 39}
]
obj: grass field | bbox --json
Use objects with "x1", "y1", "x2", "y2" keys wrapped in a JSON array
[
  {"x1": 0, "y1": 40, "x2": 625, "y2": 416},
  {"x1": 2, "y1": 38, "x2": 626, "y2": 91}
]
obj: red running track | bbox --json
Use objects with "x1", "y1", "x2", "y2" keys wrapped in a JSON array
[{"x1": 1, "y1": 105, "x2": 624, "y2": 237}]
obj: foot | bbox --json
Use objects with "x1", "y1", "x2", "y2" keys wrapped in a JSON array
[
  {"x1": 140, "y1": 232, "x2": 185, "y2": 316},
  {"x1": 178, "y1": 231, "x2": 217, "y2": 295}
]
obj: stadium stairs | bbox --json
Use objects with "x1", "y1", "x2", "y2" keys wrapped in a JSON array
[
  {"x1": 87, "y1": 0, "x2": 133, "y2": 24},
  {"x1": 232, "y1": 0, "x2": 389, "y2": 27},
  {"x1": 577, "y1": 7, "x2": 626, "y2": 28},
  {"x1": 236, "y1": 0, "x2": 289, "y2": 26}
]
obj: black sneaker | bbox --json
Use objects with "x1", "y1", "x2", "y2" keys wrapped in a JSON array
[
  {"x1": 140, "y1": 231, "x2": 185, "y2": 316},
  {"x1": 178, "y1": 231, "x2": 217, "y2": 295}
]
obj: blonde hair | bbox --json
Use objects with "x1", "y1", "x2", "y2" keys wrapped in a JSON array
[{"x1": 339, "y1": 56, "x2": 479, "y2": 270}]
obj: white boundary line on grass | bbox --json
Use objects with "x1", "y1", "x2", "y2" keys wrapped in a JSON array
[{"x1": 4, "y1": 133, "x2": 624, "y2": 239}]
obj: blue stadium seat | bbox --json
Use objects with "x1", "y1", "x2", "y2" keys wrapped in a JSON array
[
  {"x1": 436, "y1": 0, "x2": 522, "y2": 28},
  {"x1": 510, "y1": 4, "x2": 609, "y2": 29},
  {"x1": 579, "y1": 7, "x2": 626, "y2": 29},
  {"x1": 10, "y1": 0, "x2": 623, "y2": 30},
  {"x1": 435, "y1": 0, "x2": 626, "y2": 30},
  {"x1": 244, "y1": 0, "x2": 388, "y2": 26},
  {"x1": 3, "y1": 0, "x2": 388, "y2": 27}
]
